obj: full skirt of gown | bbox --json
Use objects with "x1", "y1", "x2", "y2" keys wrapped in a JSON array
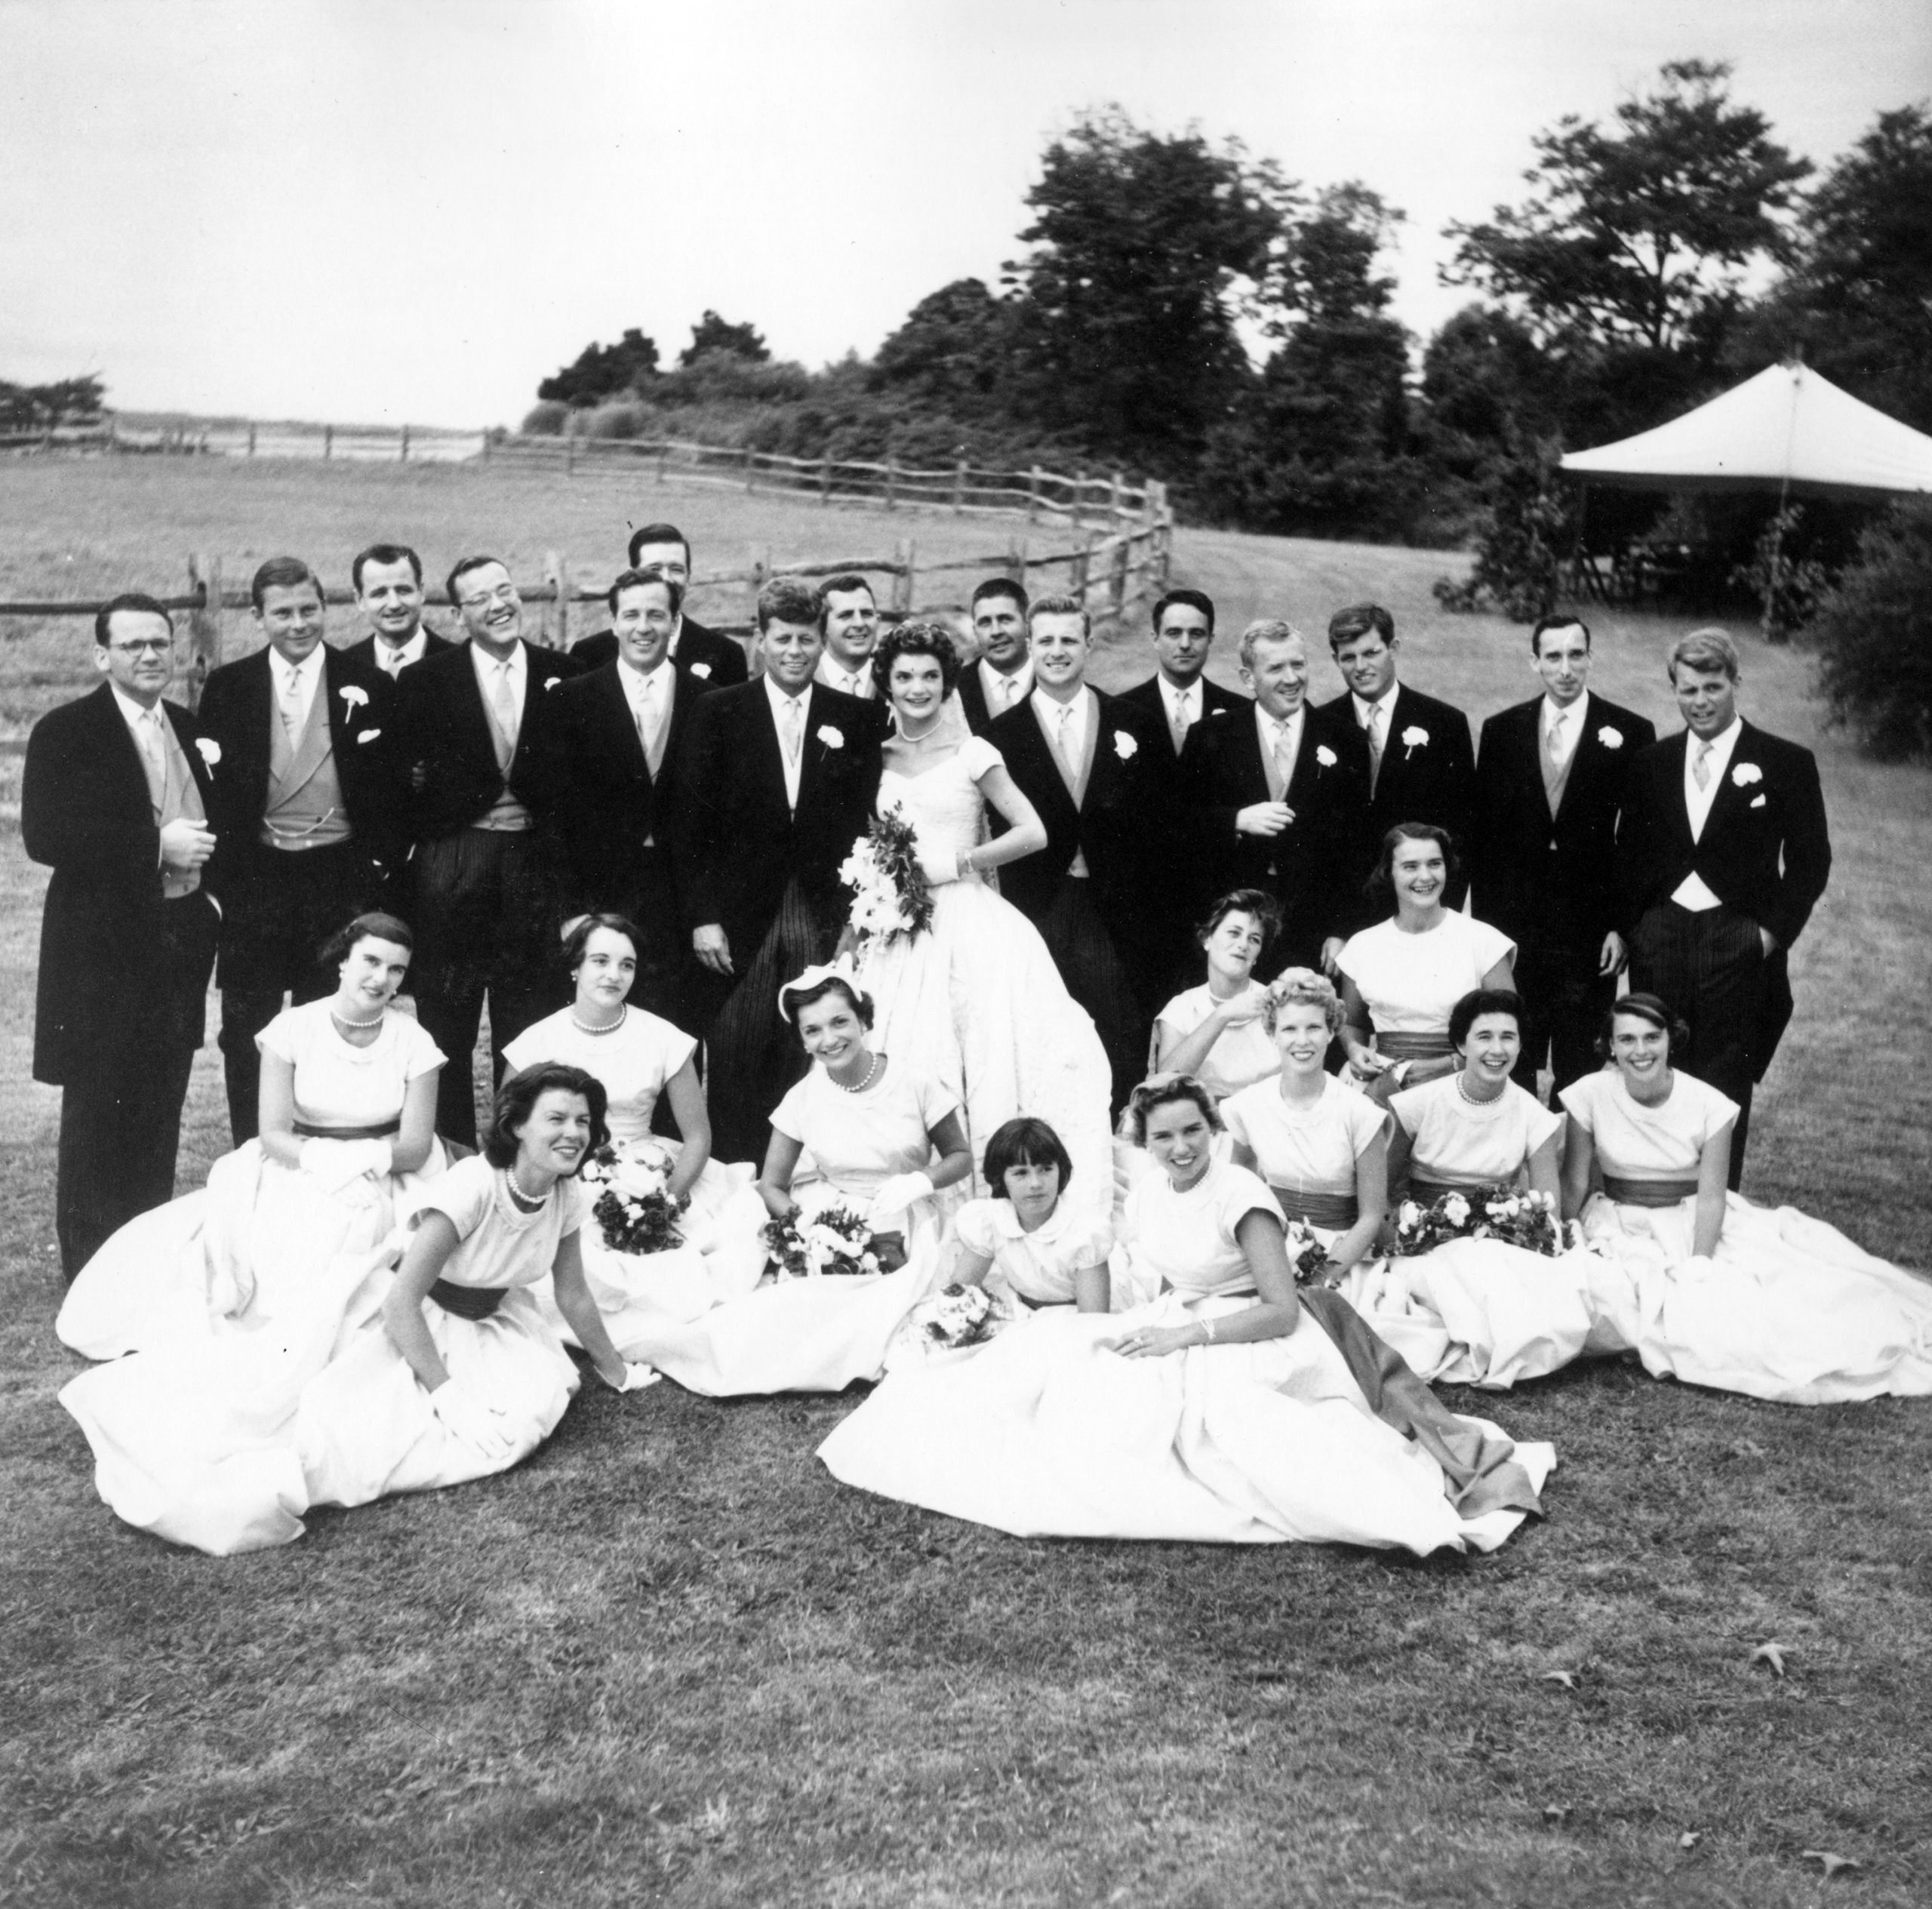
[
  {"x1": 819, "y1": 1288, "x2": 1554, "y2": 1553},
  {"x1": 1335, "y1": 1193, "x2": 1932, "y2": 1405},
  {"x1": 58, "y1": 1239, "x2": 579, "y2": 1556}
]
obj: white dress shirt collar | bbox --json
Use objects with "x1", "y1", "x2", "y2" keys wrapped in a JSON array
[
  {"x1": 1542, "y1": 689, "x2": 1588, "y2": 763},
  {"x1": 272, "y1": 643, "x2": 325, "y2": 730},
  {"x1": 979, "y1": 656, "x2": 1032, "y2": 712},
  {"x1": 374, "y1": 631, "x2": 427, "y2": 675},
  {"x1": 110, "y1": 682, "x2": 167, "y2": 732},
  {"x1": 1352, "y1": 682, "x2": 1399, "y2": 730}
]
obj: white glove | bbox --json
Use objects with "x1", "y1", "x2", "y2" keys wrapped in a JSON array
[
  {"x1": 605, "y1": 1362, "x2": 661, "y2": 1394},
  {"x1": 300, "y1": 1137, "x2": 392, "y2": 1193},
  {"x1": 915, "y1": 842, "x2": 961, "y2": 888},
  {"x1": 430, "y1": 1379, "x2": 514, "y2": 1460},
  {"x1": 868, "y1": 1171, "x2": 935, "y2": 1226}
]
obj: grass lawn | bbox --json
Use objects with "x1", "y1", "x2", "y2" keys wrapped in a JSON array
[{"x1": 2, "y1": 459, "x2": 1927, "y2": 1907}]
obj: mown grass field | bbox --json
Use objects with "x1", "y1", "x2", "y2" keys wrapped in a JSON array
[{"x1": 2, "y1": 457, "x2": 1927, "y2": 1907}]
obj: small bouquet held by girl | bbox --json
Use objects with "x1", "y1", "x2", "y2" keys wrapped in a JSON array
[
  {"x1": 579, "y1": 1140, "x2": 690, "y2": 1257},
  {"x1": 1390, "y1": 1185, "x2": 1570, "y2": 1260},
  {"x1": 838, "y1": 805, "x2": 935, "y2": 950}
]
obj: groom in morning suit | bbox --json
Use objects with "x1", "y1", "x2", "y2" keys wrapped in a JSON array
[
  {"x1": 571, "y1": 522, "x2": 750, "y2": 685},
  {"x1": 1472, "y1": 614, "x2": 1656, "y2": 1098},
  {"x1": 197, "y1": 557, "x2": 403, "y2": 1143},
  {"x1": 1615, "y1": 627, "x2": 1831, "y2": 1187},
  {"x1": 393, "y1": 555, "x2": 585, "y2": 1145},
  {"x1": 25, "y1": 595, "x2": 222, "y2": 1277},
  {"x1": 988, "y1": 593, "x2": 1170, "y2": 1109},
  {"x1": 1317, "y1": 602, "x2": 1475, "y2": 925},
  {"x1": 1178, "y1": 619, "x2": 1369, "y2": 980},
  {"x1": 678, "y1": 577, "x2": 889, "y2": 1161},
  {"x1": 554, "y1": 569, "x2": 715, "y2": 1024}
]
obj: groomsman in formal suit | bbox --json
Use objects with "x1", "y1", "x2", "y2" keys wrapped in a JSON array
[
  {"x1": 1615, "y1": 627, "x2": 1831, "y2": 1187},
  {"x1": 813, "y1": 574, "x2": 882, "y2": 699},
  {"x1": 678, "y1": 577, "x2": 889, "y2": 1159},
  {"x1": 988, "y1": 594, "x2": 1170, "y2": 1108},
  {"x1": 1318, "y1": 602, "x2": 1475, "y2": 920},
  {"x1": 25, "y1": 595, "x2": 222, "y2": 1276},
  {"x1": 394, "y1": 555, "x2": 584, "y2": 1144},
  {"x1": 554, "y1": 568, "x2": 714, "y2": 1023},
  {"x1": 571, "y1": 522, "x2": 750, "y2": 684},
  {"x1": 1119, "y1": 589, "x2": 1248, "y2": 764},
  {"x1": 955, "y1": 578, "x2": 1034, "y2": 734},
  {"x1": 343, "y1": 543, "x2": 457, "y2": 680},
  {"x1": 198, "y1": 558, "x2": 403, "y2": 1141},
  {"x1": 1179, "y1": 619, "x2": 1369, "y2": 979},
  {"x1": 1472, "y1": 614, "x2": 1657, "y2": 1098}
]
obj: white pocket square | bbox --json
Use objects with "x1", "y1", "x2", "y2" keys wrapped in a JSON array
[{"x1": 1749, "y1": 793, "x2": 1766, "y2": 808}]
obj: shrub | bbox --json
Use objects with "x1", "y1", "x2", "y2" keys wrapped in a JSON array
[
  {"x1": 583, "y1": 402, "x2": 649, "y2": 441},
  {"x1": 1433, "y1": 442, "x2": 1572, "y2": 620},
  {"x1": 520, "y1": 400, "x2": 568, "y2": 437},
  {"x1": 1810, "y1": 503, "x2": 1932, "y2": 761}
]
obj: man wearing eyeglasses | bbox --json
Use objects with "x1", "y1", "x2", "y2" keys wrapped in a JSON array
[
  {"x1": 197, "y1": 556, "x2": 402, "y2": 1143},
  {"x1": 24, "y1": 594, "x2": 222, "y2": 1278},
  {"x1": 393, "y1": 555, "x2": 585, "y2": 1144}
]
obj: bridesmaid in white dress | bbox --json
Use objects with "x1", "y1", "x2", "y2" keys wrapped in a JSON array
[
  {"x1": 820, "y1": 1076, "x2": 1553, "y2": 1553},
  {"x1": 1561, "y1": 994, "x2": 1932, "y2": 1403},
  {"x1": 57, "y1": 911, "x2": 447, "y2": 1361},
  {"x1": 1150, "y1": 890, "x2": 1284, "y2": 1104},
  {"x1": 617, "y1": 968, "x2": 974, "y2": 1396},
  {"x1": 848, "y1": 622, "x2": 1115, "y2": 1218},
  {"x1": 503, "y1": 914, "x2": 765, "y2": 1332},
  {"x1": 1222, "y1": 968, "x2": 1388, "y2": 1270},
  {"x1": 60, "y1": 1064, "x2": 653, "y2": 1555},
  {"x1": 1336, "y1": 824, "x2": 1514, "y2": 1107}
]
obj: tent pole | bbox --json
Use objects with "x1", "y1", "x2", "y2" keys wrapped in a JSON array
[{"x1": 1763, "y1": 473, "x2": 1791, "y2": 638}]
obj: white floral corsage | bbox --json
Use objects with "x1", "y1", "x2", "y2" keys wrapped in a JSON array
[{"x1": 1731, "y1": 762, "x2": 1761, "y2": 787}]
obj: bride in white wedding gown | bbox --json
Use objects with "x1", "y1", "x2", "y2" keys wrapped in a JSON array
[{"x1": 848, "y1": 624, "x2": 1115, "y2": 1222}]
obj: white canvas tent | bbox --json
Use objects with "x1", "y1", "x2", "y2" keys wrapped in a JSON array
[{"x1": 1561, "y1": 361, "x2": 1932, "y2": 501}]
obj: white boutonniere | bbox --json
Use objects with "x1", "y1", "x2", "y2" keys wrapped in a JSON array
[
  {"x1": 817, "y1": 725, "x2": 844, "y2": 750},
  {"x1": 1113, "y1": 730, "x2": 1137, "y2": 761},
  {"x1": 339, "y1": 685, "x2": 368, "y2": 710},
  {"x1": 193, "y1": 737, "x2": 221, "y2": 767},
  {"x1": 1315, "y1": 744, "x2": 1337, "y2": 769},
  {"x1": 1401, "y1": 725, "x2": 1429, "y2": 756},
  {"x1": 1597, "y1": 725, "x2": 1623, "y2": 750},
  {"x1": 688, "y1": 661, "x2": 712, "y2": 679},
  {"x1": 1731, "y1": 762, "x2": 1761, "y2": 787},
  {"x1": 357, "y1": 728, "x2": 382, "y2": 744}
]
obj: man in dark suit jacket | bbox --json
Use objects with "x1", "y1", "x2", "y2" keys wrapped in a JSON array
[
  {"x1": 570, "y1": 521, "x2": 749, "y2": 685},
  {"x1": 393, "y1": 555, "x2": 585, "y2": 1144},
  {"x1": 198, "y1": 556, "x2": 402, "y2": 1142},
  {"x1": 1179, "y1": 618, "x2": 1369, "y2": 981},
  {"x1": 1615, "y1": 627, "x2": 1831, "y2": 1187},
  {"x1": 1473, "y1": 614, "x2": 1657, "y2": 1098},
  {"x1": 988, "y1": 594, "x2": 1171, "y2": 1109},
  {"x1": 25, "y1": 594, "x2": 222, "y2": 1277},
  {"x1": 676, "y1": 577, "x2": 889, "y2": 1159},
  {"x1": 554, "y1": 569, "x2": 715, "y2": 1024},
  {"x1": 954, "y1": 578, "x2": 1035, "y2": 735},
  {"x1": 342, "y1": 541, "x2": 457, "y2": 680},
  {"x1": 1317, "y1": 602, "x2": 1475, "y2": 924},
  {"x1": 1118, "y1": 588, "x2": 1249, "y2": 764}
]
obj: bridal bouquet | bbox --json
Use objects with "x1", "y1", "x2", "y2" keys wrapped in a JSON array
[
  {"x1": 918, "y1": 1282, "x2": 1008, "y2": 1349},
  {"x1": 1283, "y1": 1218, "x2": 1339, "y2": 1288},
  {"x1": 1391, "y1": 1185, "x2": 1562, "y2": 1259},
  {"x1": 761, "y1": 1204, "x2": 883, "y2": 1279},
  {"x1": 580, "y1": 1141, "x2": 689, "y2": 1256},
  {"x1": 839, "y1": 805, "x2": 935, "y2": 947}
]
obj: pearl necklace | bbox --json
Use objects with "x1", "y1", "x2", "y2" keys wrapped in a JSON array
[
  {"x1": 331, "y1": 1005, "x2": 385, "y2": 1034},
  {"x1": 505, "y1": 1169, "x2": 548, "y2": 1212},
  {"x1": 832, "y1": 1052, "x2": 883, "y2": 1095},
  {"x1": 571, "y1": 1005, "x2": 627, "y2": 1038},
  {"x1": 1455, "y1": 1072, "x2": 1505, "y2": 1107}
]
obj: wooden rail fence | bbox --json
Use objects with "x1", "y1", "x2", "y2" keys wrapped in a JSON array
[{"x1": 0, "y1": 519, "x2": 1174, "y2": 707}]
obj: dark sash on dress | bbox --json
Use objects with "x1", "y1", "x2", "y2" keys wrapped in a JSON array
[
  {"x1": 1601, "y1": 1173, "x2": 1699, "y2": 1206},
  {"x1": 1405, "y1": 1173, "x2": 1481, "y2": 1204},
  {"x1": 428, "y1": 1280, "x2": 506, "y2": 1320},
  {"x1": 1375, "y1": 1030, "x2": 1454, "y2": 1061},
  {"x1": 1269, "y1": 1184, "x2": 1360, "y2": 1231},
  {"x1": 293, "y1": 1119, "x2": 401, "y2": 1140}
]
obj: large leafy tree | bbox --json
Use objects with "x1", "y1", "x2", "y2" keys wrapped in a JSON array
[
  {"x1": 679, "y1": 311, "x2": 770, "y2": 366},
  {"x1": 1444, "y1": 60, "x2": 1810, "y2": 353},
  {"x1": 537, "y1": 327, "x2": 660, "y2": 407},
  {"x1": 0, "y1": 374, "x2": 105, "y2": 432},
  {"x1": 1004, "y1": 108, "x2": 1299, "y2": 476},
  {"x1": 871, "y1": 279, "x2": 1023, "y2": 420},
  {"x1": 1734, "y1": 104, "x2": 1932, "y2": 429}
]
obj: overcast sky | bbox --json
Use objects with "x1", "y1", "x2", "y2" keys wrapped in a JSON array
[{"x1": 4, "y1": 0, "x2": 1927, "y2": 428}]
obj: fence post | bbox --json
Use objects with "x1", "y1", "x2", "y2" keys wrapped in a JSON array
[
  {"x1": 884, "y1": 457, "x2": 897, "y2": 512},
  {"x1": 655, "y1": 439, "x2": 668, "y2": 484},
  {"x1": 1027, "y1": 466, "x2": 1041, "y2": 525},
  {"x1": 891, "y1": 538, "x2": 915, "y2": 614},
  {"x1": 820, "y1": 451, "x2": 832, "y2": 506},
  {"x1": 953, "y1": 458, "x2": 967, "y2": 516},
  {"x1": 1071, "y1": 531, "x2": 1094, "y2": 605},
  {"x1": 543, "y1": 550, "x2": 570, "y2": 650},
  {"x1": 1014, "y1": 536, "x2": 1029, "y2": 596},
  {"x1": 745, "y1": 446, "x2": 756, "y2": 494},
  {"x1": 1109, "y1": 532, "x2": 1129, "y2": 620},
  {"x1": 186, "y1": 554, "x2": 223, "y2": 708},
  {"x1": 1110, "y1": 471, "x2": 1124, "y2": 528},
  {"x1": 1071, "y1": 469, "x2": 1086, "y2": 532},
  {"x1": 323, "y1": 425, "x2": 333, "y2": 460},
  {"x1": 400, "y1": 424, "x2": 411, "y2": 463}
]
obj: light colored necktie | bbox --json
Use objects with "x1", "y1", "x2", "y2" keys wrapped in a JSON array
[
  {"x1": 278, "y1": 667, "x2": 304, "y2": 741},
  {"x1": 1170, "y1": 691, "x2": 1189, "y2": 756},
  {"x1": 780, "y1": 695, "x2": 804, "y2": 766},
  {"x1": 1271, "y1": 721, "x2": 1296, "y2": 795},
  {"x1": 140, "y1": 709, "x2": 170, "y2": 814},
  {"x1": 1365, "y1": 702, "x2": 1386, "y2": 793},
  {"x1": 381, "y1": 647, "x2": 404, "y2": 679},
  {"x1": 489, "y1": 662, "x2": 518, "y2": 770},
  {"x1": 1693, "y1": 740, "x2": 1712, "y2": 790},
  {"x1": 1548, "y1": 710, "x2": 1566, "y2": 764},
  {"x1": 638, "y1": 676, "x2": 668, "y2": 777},
  {"x1": 1054, "y1": 701, "x2": 1079, "y2": 775}
]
